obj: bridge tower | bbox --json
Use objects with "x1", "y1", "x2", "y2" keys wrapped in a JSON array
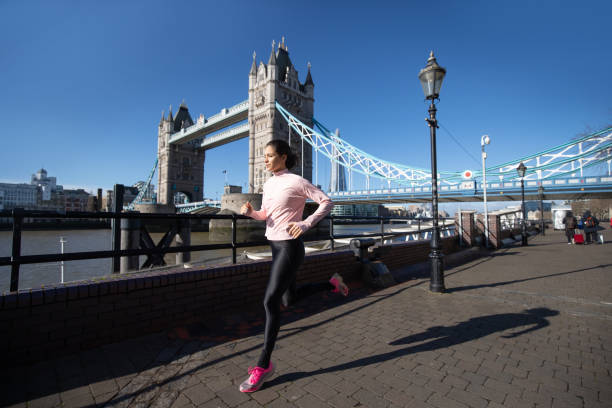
[
  {"x1": 248, "y1": 38, "x2": 314, "y2": 193},
  {"x1": 157, "y1": 102, "x2": 205, "y2": 205}
]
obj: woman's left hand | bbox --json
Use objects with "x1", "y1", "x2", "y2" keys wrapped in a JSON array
[{"x1": 287, "y1": 222, "x2": 304, "y2": 238}]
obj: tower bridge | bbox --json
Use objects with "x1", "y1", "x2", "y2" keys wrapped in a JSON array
[{"x1": 147, "y1": 39, "x2": 612, "y2": 210}]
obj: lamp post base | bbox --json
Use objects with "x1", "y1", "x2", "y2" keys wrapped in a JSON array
[{"x1": 429, "y1": 253, "x2": 445, "y2": 293}]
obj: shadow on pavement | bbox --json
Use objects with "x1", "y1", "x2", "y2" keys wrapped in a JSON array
[
  {"x1": 265, "y1": 307, "x2": 559, "y2": 388},
  {"x1": 445, "y1": 264, "x2": 612, "y2": 293}
]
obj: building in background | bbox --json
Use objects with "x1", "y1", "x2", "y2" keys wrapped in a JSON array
[
  {"x1": 0, "y1": 183, "x2": 38, "y2": 210},
  {"x1": 30, "y1": 168, "x2": 59, "y2": 201},
  {"x1": 329, "y1": 130, "x2": 347, "y2": 193},
  {"x1": 30, "y1": 168, "x2": 65, "y2": 211},
  {"x1": 63, "y1": 189, "x2": 91, "y2": 212},
  {"x1": 224, "y1": 185, "x2": 242, "y2": 194},
  {"x1": 331, "y1": 203, "x2": 380, "y2": 217},
  {"x1": 381, "y1": 205, "x2": 409, "y2": 217}
]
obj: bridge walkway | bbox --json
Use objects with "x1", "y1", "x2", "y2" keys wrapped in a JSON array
[{"x1": 2, "y1": 229, "x2": 611, "y2": 407}]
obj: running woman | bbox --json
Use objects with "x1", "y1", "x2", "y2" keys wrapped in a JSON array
[{"x1": 238, "y1": 139, "x2": 349, "y2": 393}]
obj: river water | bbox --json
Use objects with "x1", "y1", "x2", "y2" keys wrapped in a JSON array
[{"x1": 0, "y1": 222, "x2": 450, "y2": 292}]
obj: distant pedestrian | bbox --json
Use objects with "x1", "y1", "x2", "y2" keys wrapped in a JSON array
[
  {"x1": 562, "y1": 211, "x2": 577, "y2": 244},
  {"x1": 238, "y1": 139, "x2": 348, "y2": 393},
  {"x1": 582, "y1": 210, "x2": 599, "y2": 244}
]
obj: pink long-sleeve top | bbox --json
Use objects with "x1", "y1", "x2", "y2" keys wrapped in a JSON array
[{"x1": 247, "y1": 169, "x2": 333, "y2": 241}]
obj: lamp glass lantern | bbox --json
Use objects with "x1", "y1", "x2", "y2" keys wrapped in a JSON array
[
  {"x1": 516, "y1": 162, "x2": 527, "y2": 178},
  {"x1": 418, "y1": 51, "x2": 446, "y2": 100}
]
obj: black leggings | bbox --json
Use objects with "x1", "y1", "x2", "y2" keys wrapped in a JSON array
[{"x1": 257, "y1": 239, "x2": 331, "y2": 368}]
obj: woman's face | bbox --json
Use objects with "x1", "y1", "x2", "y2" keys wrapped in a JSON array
[{"x1": 264, "y1": 145, "x2": 287, "y2": 172}]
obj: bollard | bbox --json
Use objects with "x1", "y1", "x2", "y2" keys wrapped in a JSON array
[
  {"x1": 176, "y1": 218, "x2": 191, "y2": 264},
  {"x1": 120, "y1": 218, "x2": 140, "y2": 273}
]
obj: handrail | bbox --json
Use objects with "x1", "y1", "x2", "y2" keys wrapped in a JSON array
[{"x1": 1, "y1": 209, "x2": 456, "y2": 292}]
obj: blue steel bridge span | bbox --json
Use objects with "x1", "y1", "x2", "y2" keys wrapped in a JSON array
[{"x1": 133, "y1": 96, "x2": 612, "y2": 210}]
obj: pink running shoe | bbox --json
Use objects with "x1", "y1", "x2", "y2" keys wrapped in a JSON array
[
  {"x1": 329, "y1": 273, "x2": 349, "y2": 297},
  {"x1": 239, "y1": 363, "x2": 274, "y2": 392}
]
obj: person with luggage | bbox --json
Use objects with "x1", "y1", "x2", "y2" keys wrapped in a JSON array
[
  {"x1": 582, "y1": 210, "x2": 599, "y2": 244},
  {"x1": 562, "y1": 211, "x2": 577, "y2": 244}
]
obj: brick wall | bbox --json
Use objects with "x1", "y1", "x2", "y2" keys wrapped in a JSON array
[
  {"x1": 455, "y1": 211, "x2": 476, "y2": 246},
  {"x1": 0, "y1": 237, "x2": 458, "y2": 366},
  {"x1": 378, "y1": 236, "x2": 459, "y2": 271}
]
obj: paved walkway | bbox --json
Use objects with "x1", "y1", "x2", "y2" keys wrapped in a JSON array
[{"x1": 3, "y1": 230, "x2": 611, "y2": 408}]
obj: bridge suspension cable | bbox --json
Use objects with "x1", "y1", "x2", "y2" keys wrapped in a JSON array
[
  {"x1": 476, "y1": 127, "x2": 612, "y2": 182},
  {"x1": 276, "y1": 102, "x2": 440, "y2": 187},
  {"x1": 276, "y1": 101, "x2": 612, "y2": 186}
]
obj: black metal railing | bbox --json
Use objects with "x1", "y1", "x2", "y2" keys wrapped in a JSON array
[
  {"x1": 327, "y1": 215, "x2": 456, "y2": 250},
  {"x1": 1, "y1": 208, "x2": 456, "y2": 292}
]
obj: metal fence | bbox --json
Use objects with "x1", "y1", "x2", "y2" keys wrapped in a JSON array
[{"x1": 0, "y1": 208, "x2": 455, "y2": 292}]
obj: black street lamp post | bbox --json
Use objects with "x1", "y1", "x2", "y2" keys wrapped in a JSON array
[
  {"x1": 419, "y1": 51, "x2": 446, "y2": 293},
  {"x1": 538, "y1": 185, "x2": 545, "y2": 236},
  {"x1": 517, "y1": 162, "x2": 528, "y2": 246}
]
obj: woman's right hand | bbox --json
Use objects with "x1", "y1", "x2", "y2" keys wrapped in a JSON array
[{"x1": 240, "y1": 201, "x2": 253, "y2": 216}]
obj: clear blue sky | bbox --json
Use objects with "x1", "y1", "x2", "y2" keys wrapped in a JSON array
[{"x1": 1, "y1": 1, "x2": 610, "y2": 202}]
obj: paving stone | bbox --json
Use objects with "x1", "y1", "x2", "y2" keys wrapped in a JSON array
[
  {"x1": 235, "y1": 400, "x2": 263, "y2": 408},
  {"x1": 303, "y1": 379, "x2": 338, "y2": 401},
  {"x1": 149, "y1": 390, "x2": 180, "y2": 408},
  {"x1": 376, "y1": 372, "x2": 409, "y2": 390},
  {"x1": 327, "y1": 393, "x2": 359, "y2": 408},
  {"x1": 460, "y1": 371, "x2": 487, "y2": 387},
  {"x1": 520, "y1": 390, "x2": 553, "y2": 407},
  {"x1": 89, "y1": 378, "x2": 118, "y2": 396},
  {"x1": 484, "y1": 377, "x2": 523, "y2": 397},
  {"x1": 427, "y1": 391, "x2": 469, "y2": 408},
  {"x1": 216, "y1": 385, "x2": 250, "y2": 407},
  {"x1": 443, "y1": 374, "x2": 470, "y2": 390},
  {"x1": 384, "y1": 389, "x2": 419, "y2": 406},
  {"x1": 60, "y1": 391, "x2": 96, "y2": 408},
  {"x1": 467, "y1": 384, "x2": 506, "y2": 404},
  {"x1": 263, "y1": 397, "x2": 294, "y2": 408},
  {"x1": 94, "y1": 391, "x2": 116, "y2": 406},
  {"x1": 170, "y1": 393, "x2": 195, "y2": 408},
  {"x1": 355, "y1": 375, "x2": 390, "y2": 396},
  {"x1": 294, "y1": 393, "x2": 330, "y2": 408},
  {"x1": 500, "y1": 395, "x2": 535, "y2": 408},
  {"x1": 249, "y1": 387, "x2": 279, "y2": 405},
  {"x1": 182, "y1": 383, "x2": 215, "y2": 406},
  {"x1": 446, "y1": 387, "x2": 488, "y2": 408},
  {"x1": 352, "y1": 388, "x2": 390, "y2": 408},
  {"x1": 28, "y1": 393, "x2": 61, "y2": 408},
  {"x1": 551, "y1": 395, "x2": 583, "y2": 408},
  {"x1": 59, "y1": 383, "x2": 91, "y2": 401}
]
